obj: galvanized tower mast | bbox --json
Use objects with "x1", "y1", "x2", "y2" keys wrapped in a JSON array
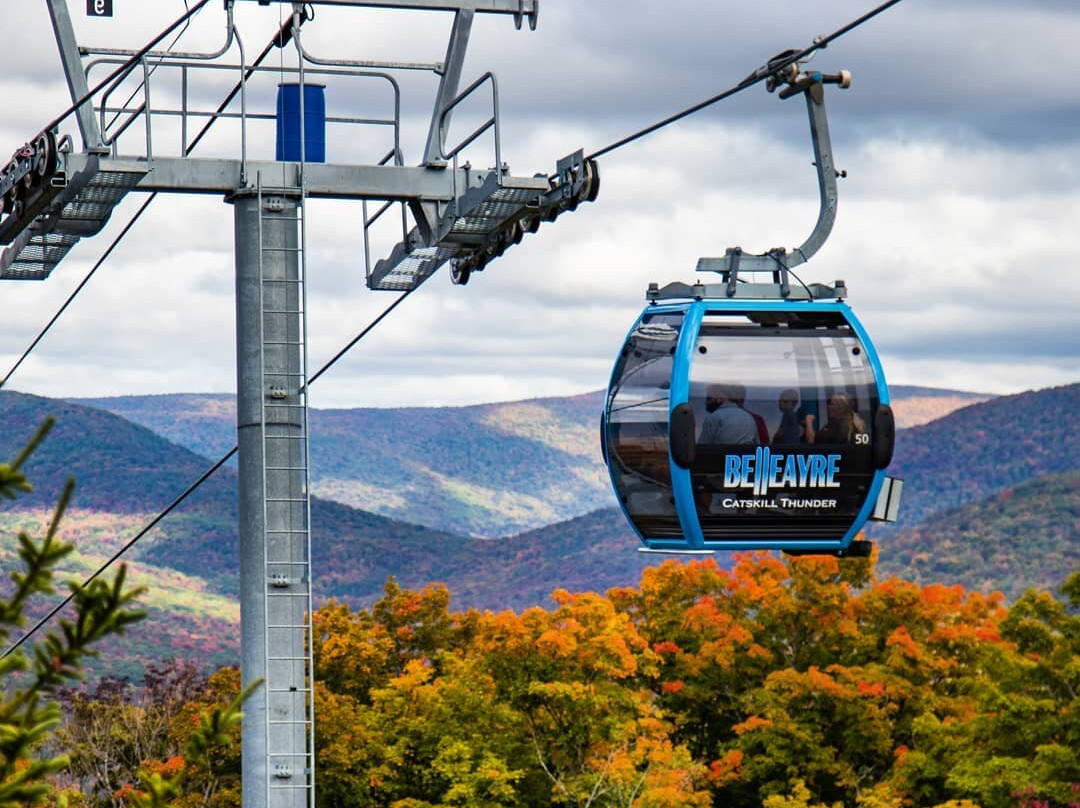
[{"x1": 1, "y1": 2, "x2": 597, "y2": 806}]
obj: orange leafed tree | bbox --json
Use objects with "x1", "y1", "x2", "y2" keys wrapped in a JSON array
[{"x1": 48, "y1": 553, "x2": 1078, "y2": 808}]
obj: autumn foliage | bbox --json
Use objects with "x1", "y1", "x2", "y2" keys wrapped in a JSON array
[
  {"x1": 48, "y1": 553, "x2": 1079, "y2": 808},
  {"x1": 299, "y1": 554, "x2": 1079, "y2": 808}
]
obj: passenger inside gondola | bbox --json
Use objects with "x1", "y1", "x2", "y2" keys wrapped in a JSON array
[
  {"x1": 772, "y1": 389, "x2": 816, "y2": 445},
  {"x1": 813, "y1": 391, "x2": 867, "y2": 444},
  {"x1": 699, "y1": 383, "x2": 760, "y2": 445}
]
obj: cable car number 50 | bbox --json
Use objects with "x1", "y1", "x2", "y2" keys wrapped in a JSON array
[{"x1": 88, "y1": 0, "x2": 113, "y2": 17}]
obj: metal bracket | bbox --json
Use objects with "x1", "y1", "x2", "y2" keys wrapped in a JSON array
[
  {"x1": 724, "y1": 246, "x2": 740, "y2": 297},
  {"x1": 697, "y1": 61, "x2": 851, "y2": 284},
  {"x1": 647, "y1": 279, "x2": 817, "y2": 304},
  {"x1": 771, "y1": 247, "x2": 791, "y2": 298},
  {"x1": 368, "y1": 149, "x2": 597, "y2": 290}
]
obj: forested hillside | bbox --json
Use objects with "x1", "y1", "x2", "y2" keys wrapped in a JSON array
[
  {"x1": 74, "y1": 391, "x2": 609, "y2": 537},
  {"x1": 880, "y1": 383, "x2": 1076, "y2": 532},
  {"x1": 73, "y1": 385, "x2": 989, "y2": 537},
  {"x1": 5, "y1": 385, "x2": 1076, "y2": 609},
  {"x1": 878, "y1": 470, "x2": 1080, "y2": 599},
  {"x1": 2, "y1": 383, "x2": 1074, "y2": 678},
  {"x1": 0, "y1": 391, "x2": 234, "y2": 514}
]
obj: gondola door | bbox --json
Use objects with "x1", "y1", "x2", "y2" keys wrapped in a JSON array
[{"x1": 679, "y1": 304, "x2": 888, "y2": 551}]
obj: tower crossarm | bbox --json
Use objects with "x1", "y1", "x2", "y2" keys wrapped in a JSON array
[
  {"x1": 367, "y1": 149, "x2": 599, "y2": 291},
  {"x1": 236, "y1": 0, "x2": 538, "y2": 25},
  {"x1": 58, "y1": 154, "x2": 488, "y2": 200}
]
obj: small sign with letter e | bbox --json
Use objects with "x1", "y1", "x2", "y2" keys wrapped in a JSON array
[{"x1": 87, "y1": 0, "x2": 113, "y2": 17}]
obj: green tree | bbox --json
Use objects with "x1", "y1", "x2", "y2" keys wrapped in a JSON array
[{"x1": 0, "y1": 420, "x2": 145, "y2": 807}]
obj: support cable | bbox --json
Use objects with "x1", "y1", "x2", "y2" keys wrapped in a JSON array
[
  {"x1": 0, "y1": 198, "x2": 153, "y2": 390},
  {"x1": 302, "y1": 287, "x2": 413, "y2": 392},
  {"x1": 102, "y1": 0, "x2": 199, "y2": 135},
  {"x1": 587, "y1": 0, "x2": 906, "y2": 160},
  {"x1": 0, "y1": 0, "x2": 905, "y2": 657},
  {"x1": 0, "y1": 15, "x2": 302, "y2": 391},
  {"x1": 6, "y1": 0, "x2": 903, "y2": 389},
  {"x1": 43, "y1": 0, "x2": 215, "y2": 136},
  {"x1": 1, "y1": 287, "x2": 414, "y2": 662},
  {"x1": 1, "y1": 447, "x2": 238, "y2": 665}
]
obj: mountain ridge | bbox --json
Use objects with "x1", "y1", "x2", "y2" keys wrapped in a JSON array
[
  {"x1": 66, "y1": 384, "x2": 993, "y2": 538},
  {"x1": 1, "y1": 383, "x2": 1073, "y2": 676}
]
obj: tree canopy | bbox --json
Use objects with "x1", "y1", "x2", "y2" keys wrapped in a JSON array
[
  {"x1": 20, "y1": 480, "x2": 1075, "y2": 808},
  {"x1": 298, "y1": 551, "x2": 1077, "y2": 808}
]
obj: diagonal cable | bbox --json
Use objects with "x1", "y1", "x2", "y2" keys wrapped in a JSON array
[
  {"x1": 587, "y1": 0, "x2": 906, "y2": 160},
  {"x1": 103, "y1": 0, "x2": 198, "y2": 135},
  {"x1": 43, "y1": 0, "x2": 214, "y2": 135},
  {"x1": 1, "y1": 287, "x2": 414, "y2": 661},
  {"x1": 1, "y1": 15, "x2": 302, "y2": 390},
  {"x1": 1, "y1": 0, "x2": 910, "y2": 657}
]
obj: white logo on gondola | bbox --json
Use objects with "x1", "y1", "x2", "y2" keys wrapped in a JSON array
[{"x1": 723, "y1": 448, "x2": 841, "y2": 496}]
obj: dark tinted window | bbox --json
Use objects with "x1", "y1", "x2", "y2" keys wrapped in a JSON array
[
  {"x1": 605, "y1": 312, "x2": 683, "y2": 539},
  {"x1": 688, "y1": 313, "x2": 879, "y2": 541}
]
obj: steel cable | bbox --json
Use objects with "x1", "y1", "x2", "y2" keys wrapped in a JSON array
[
  {"x1": 587, "y1": 0, "x2": 907, "y2": 160},
  {"x1": 1, "y1": 287, "x2": 413, "y2": 661},
  {"x1": 43, "y1": 0, "x2": 215, "y2": 135},
  {"x1": 0, "y1": 0, "x2": 909, "y2": 657},
  {"x1": 1, "y1": 15, "x2": 301, "y2": 390}
]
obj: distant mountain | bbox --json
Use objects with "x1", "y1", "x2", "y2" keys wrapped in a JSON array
[
  {"x1": 888, "y1": 386, "x2": 985, "y2": 398},
  {"x1": 0, "y1": 391, "x2": 233, "y2": 515},
  {"x1": 132, "y1": 496, "x2": 660, "y2": 614},
  {"x1": 874, "y1": 383, "x2": 1077, "y2": 535},
  {"x1": 72, "y1": 385, "x2": 990, "y2": 538},
  {"x1": 0, "y1": 391, "x2": 646, "y2": 639},
  {"x1": 0, "y1": 391, "x2": 478, "y2": 673},
  {"x1": 133, "y1": 497, "x2": 479, "y2": 604},
  {"x1": 432, "y1": 507, "x2": 657, "y2": 611},
  {"x1": 1, "y1": 383, "x2": 1073, "y2": 678},
  {"x1": 878, "y1": 470, "x2": 1079, "y2": 600},
  {"x1": 0, "y1": 508, "x2": 241, "y2": 680},
  {"x1": 71, "y1": 391, "x2": 608, "y2": 538},
  {"x1": 886, "y1": 386, "x2": 992, "y2": 429}
]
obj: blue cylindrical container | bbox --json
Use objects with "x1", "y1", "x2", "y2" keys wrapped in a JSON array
[{"x1": 275, "y1": 83, "x2": 326, "y2": 163}]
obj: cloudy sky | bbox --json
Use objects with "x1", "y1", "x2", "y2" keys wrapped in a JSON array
[{"x1": 2, "y1": 0, "x2": 1078, "y2": 408}]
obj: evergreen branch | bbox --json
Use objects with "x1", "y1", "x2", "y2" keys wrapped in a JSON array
[
  {"x1": 0, "y1": 419, "x2": 54, "y2": 502},
  {"x1": 2, "y1": 481, "x2": 77, "y2": 631},
  {"x1": 126, "y1": 679, "x2": 261, "y2": 808}
]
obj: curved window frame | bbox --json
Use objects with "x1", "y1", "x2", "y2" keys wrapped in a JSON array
[{"x1": 603, "y1": 307, "x2": 686, "y2": 541}]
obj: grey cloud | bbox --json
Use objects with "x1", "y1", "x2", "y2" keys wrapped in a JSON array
[
  {"x1": 12, "y1": 1, "x2": 1079, "y2": 161},
  {"x1": 3, "y1": 1, "x2": 1079, "y2": 406},
  {"x1": 463, "y1": 0, "x2": 1080, "y2": 148}
]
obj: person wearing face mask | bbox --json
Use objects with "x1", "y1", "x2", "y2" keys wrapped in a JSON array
[{"x1": 699, "y1": 383, "x2": 760, "y2": 445}]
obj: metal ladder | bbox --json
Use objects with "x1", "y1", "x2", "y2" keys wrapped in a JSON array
[{"x1": 255, "y1": 175, "x2": 315, "y2": 808}]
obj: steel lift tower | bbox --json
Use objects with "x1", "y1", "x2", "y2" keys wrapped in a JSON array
[{"x1": 1, "y1": 2, "x2": 598, "y2": 806}]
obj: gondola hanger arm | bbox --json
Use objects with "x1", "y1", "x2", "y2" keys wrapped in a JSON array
[{"x1": 697, "y1": 61, "x2": 852, "y2": 296}]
